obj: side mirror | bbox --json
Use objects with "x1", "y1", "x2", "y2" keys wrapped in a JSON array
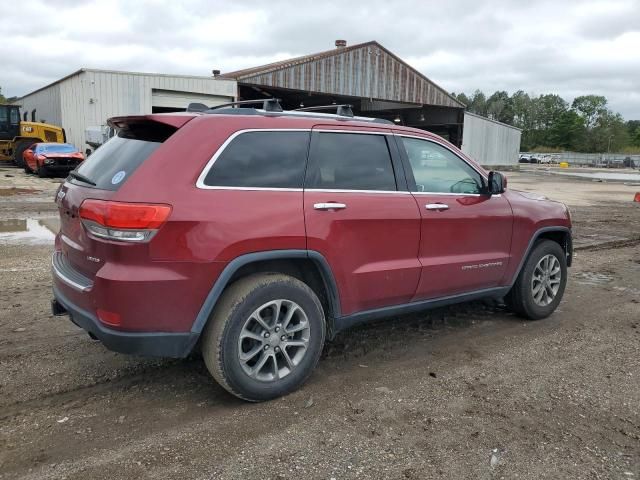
[{"x1": 488, "y1": 171, "x2": 507, "y2": 195}]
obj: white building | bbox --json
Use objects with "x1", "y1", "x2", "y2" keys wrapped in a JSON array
[
  {"x1": 15, "y1": 68, "x2": 236, "y2": 151},
  {"x1": 462, "y1": 112, "x2": 522, "y2": 169}
]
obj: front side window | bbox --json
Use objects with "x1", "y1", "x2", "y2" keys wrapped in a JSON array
[
  {"x1": 203, "y1": 131, "x2": 309, "y2": 189},
  {"x1": 401, "y1": 137, "x2": 484, "y2": 194},
  {"x1": 306, "y1": 132, "x2": 397, "y2": 191}
]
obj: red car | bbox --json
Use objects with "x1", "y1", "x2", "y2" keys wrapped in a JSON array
[
  {"x1": 23, "y1": 143, "x2": 84, "y2": 177},
  {"x1": 51, "y1": 101, "x2": 572, "y2": 401}
]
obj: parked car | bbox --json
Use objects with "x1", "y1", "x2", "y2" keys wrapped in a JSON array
[
  {"x1": 539, "y1": 155, "x2": 555, "y2": 164},
  {"x1": 23, "y1": 142, "x2": 84, "y2": 177},
  {"x1": 50, "y1": 102, "x2": 573, "y2": 402},
  {"x1": 518, "y1": 154, "x2": 531, "y2": 163}
]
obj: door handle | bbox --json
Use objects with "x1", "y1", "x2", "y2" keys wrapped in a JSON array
[
  {"x1": 425, "y1": 203, "x2": 449, "y2": 211},
  {"x1": 314, "y1": 202, "x2": 347, "y2": 211}
]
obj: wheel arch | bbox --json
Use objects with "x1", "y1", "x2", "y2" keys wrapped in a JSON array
[
  {"x1": 191, "y1": 250, "x2": 340, "y2": 339},
  {"x1": 508, "y1": 226, "x2": 572, "y2": 286}
]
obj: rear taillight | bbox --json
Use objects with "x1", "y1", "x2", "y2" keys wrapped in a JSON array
[{"x1": 79, "y1": 199, "x2": 172, "y2": 243}]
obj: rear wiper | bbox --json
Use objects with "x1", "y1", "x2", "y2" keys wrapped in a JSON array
[{"x1": 68, "y1": 171, "x2": 96, "y2": 186}]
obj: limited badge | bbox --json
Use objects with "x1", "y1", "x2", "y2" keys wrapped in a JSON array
[{"x1": 111, "y1": 170, "x2": 126, "y2": 185}]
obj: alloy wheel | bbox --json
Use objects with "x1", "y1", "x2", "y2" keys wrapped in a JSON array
[{"x1": 237, "y1": 299, "x2": 310, "y2": 382}]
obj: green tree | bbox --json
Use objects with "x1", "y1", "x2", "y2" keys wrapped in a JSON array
[
  {"x1": 0, "y1": 86, "x2": 7, "y2": 104},
  {"x1": 467, "y1": 90, "x2": 488, "y2": 116},
  {"x1": 452, "y1": 92, "x2": 470, "y2": 107},
  {"x1": 571, "y1": 95, "x2": 608, "y2": 129},
  {"x1": 486, "y1": 90, "x2": 513, "y2": 124},
  {"x1": 548, "y1": 110, "x2": 585, "y2": 150},
  {"x1": 627, "y1": 120, "x2": 640, "y2": 147}
]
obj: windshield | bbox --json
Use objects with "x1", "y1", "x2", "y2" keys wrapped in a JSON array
[{"x1": 38, "y1": 144, "x2": 77, "y2": 154}]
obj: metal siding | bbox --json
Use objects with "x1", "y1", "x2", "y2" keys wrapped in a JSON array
[
  {"x1": 14, "y1": 83, "x2": 62, "y2": 127},
  {"x1": 461, "y1": 113, "x2": 521, "y2": 167}
]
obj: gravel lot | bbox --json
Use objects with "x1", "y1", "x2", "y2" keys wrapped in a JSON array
[{"x1": 0, "y1": 165, "x2": 639, "y2": 479}]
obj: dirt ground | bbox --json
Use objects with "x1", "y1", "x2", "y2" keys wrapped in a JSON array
[{"x1": 0, "y1": 165, "x2": 638, "y2": 479}]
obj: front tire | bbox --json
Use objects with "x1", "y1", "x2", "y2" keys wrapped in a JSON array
[
  {"x1": 36, "y1": 161, "x2": 48, "y2": 178},
  {"x1": 506, "y1": 239, "x2": 567, "y2": 320},
  {"x1": 201, "y1": 274, "x2": 326, "y2": 402},
  {"x1": 13, "y1": 140, "x2": 34, "y2": 168}
]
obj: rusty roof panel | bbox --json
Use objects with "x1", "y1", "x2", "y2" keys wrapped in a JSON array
[{"x1": 221, "y1": 41, "x2": 463, "y2": 109}]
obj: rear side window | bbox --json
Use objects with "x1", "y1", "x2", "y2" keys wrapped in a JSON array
[
  {"x1": 71, "y1": 122, "x2": 175, "y2": 190},
  {"x1": 202, "y1": 131, "x2": 309, "y2": 188},
  {"x1": 306, "y1": 133, "x2": 397, "y2": 191}
]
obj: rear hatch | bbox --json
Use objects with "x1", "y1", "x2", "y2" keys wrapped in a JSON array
[{"x1": 56, "y1": 115, "x2": 190, "y2": 279}]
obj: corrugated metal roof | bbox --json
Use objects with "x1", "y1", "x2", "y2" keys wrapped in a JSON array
[{"x1": 221, "y1": 41, "x2": 464, "y2": 109}]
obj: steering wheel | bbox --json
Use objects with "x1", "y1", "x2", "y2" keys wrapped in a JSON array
[{"x1": 450, "y1": 178, "x2": 479, "y2": 194}]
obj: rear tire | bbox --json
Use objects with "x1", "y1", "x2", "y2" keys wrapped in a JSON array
[
  {"x1": 506, "y1": 239, "x2": 567, "y2": 320},
  {"x1": 201, "y1": 273, "x2": 326, "y2": 402}
]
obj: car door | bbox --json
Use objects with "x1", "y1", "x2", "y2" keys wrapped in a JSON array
[
  {"x1": 396, "y1": 134, "x2": 513, "y2": 300},
  {"x1": 303, "y1": 126, "x2": 422, "y2": 316}
]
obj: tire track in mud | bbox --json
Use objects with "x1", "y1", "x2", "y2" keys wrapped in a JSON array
[
  {"x1": 574, "y1": 237, "x2": 640, "y2": 252},
  {"x1": 0, "y1": 359, "x2": 199, "y2": 420}
]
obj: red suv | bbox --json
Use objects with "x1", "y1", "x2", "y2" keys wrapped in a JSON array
[{"x1": 51, "y1": 101, "x2": 572, "y2": 401}]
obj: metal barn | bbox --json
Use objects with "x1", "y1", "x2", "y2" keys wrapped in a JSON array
[
  {"x1": 14, "y1": 40, "x2": 520, "y2": 168},
  {"x1": 15, "y1": 69, "x2": 236, "y2": 151},
  {"x1": 219, "y1": 40, "x2": 466, "y2": 146}
]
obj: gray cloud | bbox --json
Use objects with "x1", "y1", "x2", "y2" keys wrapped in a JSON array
[{"x1": 2, "y1": 0, "x2": 639, "y2": 118}]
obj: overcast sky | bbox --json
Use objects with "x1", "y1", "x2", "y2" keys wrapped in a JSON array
[{"x1": 2, "y1": 0, "x2": 639, "y2": 118}]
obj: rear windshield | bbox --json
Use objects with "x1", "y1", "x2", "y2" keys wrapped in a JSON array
[
  {"x1": 70, "y1": 122, "x2": 175, "y2": 190},
  {"x1": 38, "y1": 144, "x2": 76, "y2": 153}
]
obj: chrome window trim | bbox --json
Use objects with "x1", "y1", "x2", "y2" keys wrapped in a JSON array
[
  {"x1": 196, "y1": 127, "x2": 404, "y2": 192},
  {"x1": 196, "y1": 128, "x2": 312, "y2": 190},
  {"x1": 411, "y1": 191, "x2": 502, "y2": 198},
  {"x1": 394, "y1": 133, "x2": 489, "y2": 182},
  {"x1": 313, "y1": 129, "x2": 392, "y2": 135},
  {"x1": 305, "y1": 188, "x2": 410, "y2": 195},
  {"x1": 198, "y1": 128, "x2": 485, "y2": 194}
]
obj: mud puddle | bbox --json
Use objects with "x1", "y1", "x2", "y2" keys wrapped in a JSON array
[{"x1": 0, "y1": 218, "x2": 58, "y2": 244}]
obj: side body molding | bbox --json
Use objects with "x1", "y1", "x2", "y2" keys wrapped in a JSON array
[
  {"x1": 190, "y1": 250, "x2": 341, "y2": 335},
  {"x1": 191, "y1": 226, "x2": 571, "y2": 342},
  {"x1": 506, "y1": 226, "x2": 573, "y2": 287}
]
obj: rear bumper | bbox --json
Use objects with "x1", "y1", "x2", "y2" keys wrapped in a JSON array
[{"x1": 52, "y1": 285, "x2": 198, "y2": 358}]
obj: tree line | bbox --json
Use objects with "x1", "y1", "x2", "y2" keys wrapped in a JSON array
[{"x1": 452, "y1": 90, "x2": 640, "y2": 154}]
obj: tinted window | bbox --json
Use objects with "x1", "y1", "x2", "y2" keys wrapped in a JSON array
[
  {"x1": 401, "y1": 137, "x2": 483, "y2": 194},
  {"x1": 203, "y1": 131, "x2": 309, "y2": 188},
  {"x1": 306, "y1": 133, "x2": 397, "y2": 191},
  {"x1": 71, "y1": 122, "x2": 175, "y2": 190}
]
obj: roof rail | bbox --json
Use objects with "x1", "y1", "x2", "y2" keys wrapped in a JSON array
[
  {"x1": 294, "y1": 104, "x2": 354, "y2": 118},
  {"x1": 207, "y1": 98, "x2": 283, "y2": 112},
  {"x1": 184, "y1": 99, "x2": 393, "y2": 124}
]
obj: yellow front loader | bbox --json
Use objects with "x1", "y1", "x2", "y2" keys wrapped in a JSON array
[{"x1": 0, "y1": 104, "x2": 65, "y2": 167}]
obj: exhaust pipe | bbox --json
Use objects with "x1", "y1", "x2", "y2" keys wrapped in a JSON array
[{"x1": 51, "y1": 299, "x2": 68, "y2": 316}]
